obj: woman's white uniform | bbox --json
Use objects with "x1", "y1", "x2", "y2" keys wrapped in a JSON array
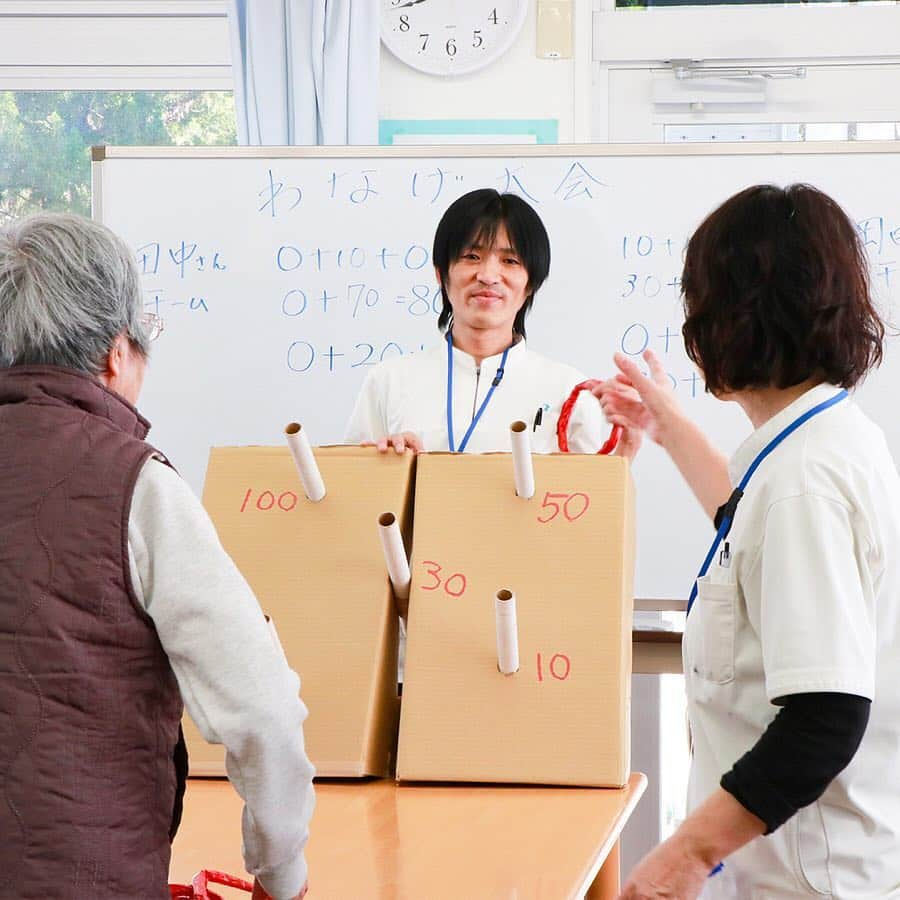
[
  {"x1": 344, "y1": 340, "x2": 609, "y2": 452},
  {"x1": 687, "y1": 384, "x2": 900, "y2": 899}
]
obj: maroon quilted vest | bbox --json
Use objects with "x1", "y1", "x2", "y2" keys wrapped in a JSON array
[{"x1": 0, "y1": 366, "x2": 184, "y2": 899}]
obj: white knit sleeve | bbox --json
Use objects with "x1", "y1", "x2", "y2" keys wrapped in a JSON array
[{"x1": 128, "y1": 458, "x2": 315, "y2": 899}]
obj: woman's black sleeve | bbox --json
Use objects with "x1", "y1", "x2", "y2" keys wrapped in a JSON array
[{"x1": 719, "y1": 692, "x2": 870, "y2": 834}]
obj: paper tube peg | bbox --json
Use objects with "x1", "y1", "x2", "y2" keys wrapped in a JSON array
[
  {"x1": 495, "y1": 589, "x2": 520, "y2": 675},
  {"x1": 378, "y1": 512, "x2": 411, "y2": 617},
  {"x1": 510, "y1": 421, "x2": 535, "y2": 499},
  {"x1": 284, "y1": 423, "x2": 326, "y2": 502}
]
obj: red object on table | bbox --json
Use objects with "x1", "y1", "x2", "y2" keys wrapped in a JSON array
[
  {"x1": 557, "y1": 380, "x2": 622, "y2": 455},
  {"x1": 169, "y1": 869, "x2": 253, "y2": 899}
]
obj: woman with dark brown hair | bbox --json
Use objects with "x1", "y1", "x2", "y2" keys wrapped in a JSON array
[{"x1": 599, "y1": 184, "x2": 900, "y2": 899}]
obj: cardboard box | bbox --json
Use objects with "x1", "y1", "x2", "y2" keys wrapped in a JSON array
[
  {"x1": 397, "y1": 453, "x2": 634, "y2": 787},
  {"x1": 185, "y1": 445, "x2": 414, "y2": 777}
]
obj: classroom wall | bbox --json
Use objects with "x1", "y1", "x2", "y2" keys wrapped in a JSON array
[{"x1": 379, "y1": 0, "x2": 593, "y2": 142}]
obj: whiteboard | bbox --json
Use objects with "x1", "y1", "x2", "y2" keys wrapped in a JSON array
[{"x1": 93, "y1": 144, "x2": 900, "y2": 599}]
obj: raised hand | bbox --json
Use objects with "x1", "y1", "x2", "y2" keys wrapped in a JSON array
[
  {"x1": 593, "y1": 349, "x2": 680, "y2": 447},
  {"x1": 595, "y1": 349, "x2": 731, "y2": 519}
]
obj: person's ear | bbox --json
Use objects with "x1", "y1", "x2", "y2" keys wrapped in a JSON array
[
  {"x1": 102, "y1": 334, "x2": 127, "y2": 384},
  {"x1": 434, "y1": 265, "x2": 442, "y2": 288}
]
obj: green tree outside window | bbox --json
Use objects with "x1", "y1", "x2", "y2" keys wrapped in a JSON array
[{"x1": 0, "y1": 91, "x2": 236, "y2": 223}]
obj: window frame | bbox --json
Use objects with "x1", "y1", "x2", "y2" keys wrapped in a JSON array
[
  {"x1": 593, "y1": 3, "x2": 900, "y2": 64},
  {"x1": 0, "y1": 0, "x2": 232, "y2": 90},
  {"x1": 592, "y1": 1, "x2": 900, "y2": 141}
]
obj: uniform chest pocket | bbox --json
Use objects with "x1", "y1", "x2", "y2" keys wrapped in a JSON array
[{"x1": 686, "y1": 578, "x2": 738, "y2": 685}]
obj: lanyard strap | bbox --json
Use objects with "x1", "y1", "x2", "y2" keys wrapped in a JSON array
[
  {"x1": 687, "y1": 389, "x2": 848, "y2": 615},
  {"x1": 445, "y1": 331, "x2": 511, "y2": 453}
]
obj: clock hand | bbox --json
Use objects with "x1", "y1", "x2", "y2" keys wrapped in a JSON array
[{"x1": 391, "y1": 0, "x2": 428, "y2": 8}]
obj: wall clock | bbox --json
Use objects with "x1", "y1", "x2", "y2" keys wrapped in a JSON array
[{"x1": 381, "y1": 1, "x2": 529, "y2": 77}]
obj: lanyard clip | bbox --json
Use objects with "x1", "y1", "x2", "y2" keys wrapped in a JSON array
[
  {"x1": 492, "y1": 366, "x2": 505, "y2": 388},
  {"x1": 713, "y1": 487, "x2": 744, "y2": 538}
]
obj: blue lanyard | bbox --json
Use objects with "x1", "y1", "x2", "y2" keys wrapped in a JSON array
[
  {"x1": 687, "y1": 389, "x2": 848, "y2": 615},
  {"x1": 445, "y1": 331, "x2": 510, "y2": 453}
]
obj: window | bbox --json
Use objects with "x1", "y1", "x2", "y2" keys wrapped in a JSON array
[
  {"x1": 660, "y1": 673, "x2": 689, "y2": 836},
  {"x1": 0, "y1": 2, "x2": 234, "y2": 221},
  {"x1": 663, "y1": 121, "x2": 900, "y2": 142},
  {"x1": 1, "y1": 91, "x2": 235, "y2": 222}
]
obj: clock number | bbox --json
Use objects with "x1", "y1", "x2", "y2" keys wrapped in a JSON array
[
  {"x1": 488, "y1": 7, "x2": 499, "y2": 24},
  {"x1": 419, "y1": 32, "x2": 429, "y2": 51},
  {"x1": 472, "y1": 29, "x2": 483, "y2": 48},
  {"x1": 399, "y1": 14, "x2": 409, "y2": 31},
  {"x1": 445, "y1": 37, "x2": 457, "y2": 57}
]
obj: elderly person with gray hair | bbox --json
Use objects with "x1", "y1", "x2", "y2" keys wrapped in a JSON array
[{"x1": 0, "y1": 213, "x2": 313, "y2": 900}]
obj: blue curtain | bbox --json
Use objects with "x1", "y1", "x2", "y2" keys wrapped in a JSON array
[{"x1": 228, "y1": 0, "x2": 379, "y2": 145}]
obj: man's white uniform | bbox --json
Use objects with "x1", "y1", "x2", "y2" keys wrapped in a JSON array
[{"x1": 344, "y1": 340, "x2": 609, "y2": 453}]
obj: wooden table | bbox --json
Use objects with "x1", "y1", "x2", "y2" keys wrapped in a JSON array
[
  {"x1": 170, "y1": 773, "x2": 646, "y2": 900},
  {"x1": 632, "y1": 599, "x2": 684, "y2": 675},
  {"x1": 632, "y1": 629, "x2": 682, "y2": 674}
]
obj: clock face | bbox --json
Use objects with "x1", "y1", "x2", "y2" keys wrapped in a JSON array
[{"x1": 381, "y1": 1, "x2": 528, "y2": 77}]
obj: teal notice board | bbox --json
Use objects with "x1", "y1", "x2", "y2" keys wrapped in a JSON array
[{"x1": 379, "y1": 119, "x2": 558, "y2": 145}]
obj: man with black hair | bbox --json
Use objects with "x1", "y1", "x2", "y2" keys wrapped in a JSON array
[{"x1": 345, "y1": 189, "x2": 629, "y2": 456}]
